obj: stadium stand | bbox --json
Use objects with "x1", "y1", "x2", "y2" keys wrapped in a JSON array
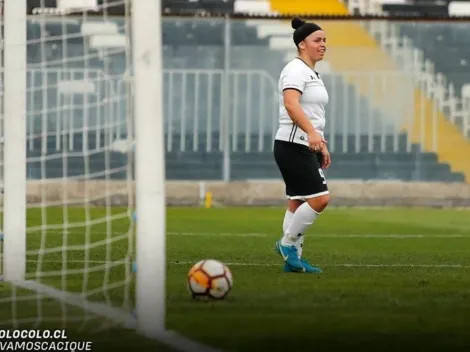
[
  {"x1": 397, "y1": 22, "x2": 470, "y2": 95},
  {"x1": 360, "y1": 0, "x2": 470, "y2": 183},
  {"x1": 343, "y1": 0, "x2": 470, "y2": 183},
  {"x1": 22, "y1": 0, "x2": 468, "y2": 182},
  {"x1": 375, "y1": 0, "x2": 470, "y2": 100}
]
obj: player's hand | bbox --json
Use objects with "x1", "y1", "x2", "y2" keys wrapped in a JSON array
[
  {"x1": 321, "y1": 146, "x2": 331, "y2": 169},
  {"x1": 307, "y1": 131, "x2": 327, "y2": 152}
]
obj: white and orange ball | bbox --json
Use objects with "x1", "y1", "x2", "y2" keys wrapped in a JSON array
[{"x1": 187, "y1": 259, "x2": 233, "y2": 300}]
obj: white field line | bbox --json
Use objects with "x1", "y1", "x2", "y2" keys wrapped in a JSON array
[
  {"x1": 168, "y1": 232, "x2": 470, "y2": 238},
  {"x1": 23, "y1": 230, "x2": 470, "y2": 239},
  {"x1": 22, "y1": 259, "x2": 470, "y2": 269}
]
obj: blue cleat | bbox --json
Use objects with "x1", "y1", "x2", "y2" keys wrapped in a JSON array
[
  {"x1": 300, "y1": 258, "x2": 322, "y2": 273},
  {"x1": 283, "y1": 259, "x2": 322, "y2": 273},
  {"x1": 132, "y1": 212, "x2": 137, "y2": 221},
  {"x1": 275, "y1": 240, "x2": 304, "y2": 271},
  {"x1": 283, "y1": 262, "x2": 301, "y2": 273}
]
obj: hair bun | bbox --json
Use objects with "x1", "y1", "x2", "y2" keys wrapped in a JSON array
[{"x1": 291, "y1": 17, "x2": 305, "y2": 30}]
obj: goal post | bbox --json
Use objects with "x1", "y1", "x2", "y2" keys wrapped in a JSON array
[
  {"x1": 3, "y1": 0, "x2": 27, "y2": 282},
  {"x1": 1, "y1": 0, "x2": 166, "y2": 341},
  {"x1": 132, "y1": 0, "x2": 166, "y2": 338}
]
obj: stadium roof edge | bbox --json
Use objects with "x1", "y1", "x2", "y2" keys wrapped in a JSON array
[{"x1": 26, "y1": 9, "x2": 470, "y2": 22}]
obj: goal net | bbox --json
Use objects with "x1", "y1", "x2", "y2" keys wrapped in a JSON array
[{"x1": 0, "y1": 0, "x2": 165, "y2": 342}]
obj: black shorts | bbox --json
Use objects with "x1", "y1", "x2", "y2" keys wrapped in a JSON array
[{"x1": 273, "y1": 140, "x2": 329, "y2": 200}]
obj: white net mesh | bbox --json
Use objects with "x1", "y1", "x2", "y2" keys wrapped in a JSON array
[{"x1": 0, "y1": 0, "x2": 137, "y2": 332}]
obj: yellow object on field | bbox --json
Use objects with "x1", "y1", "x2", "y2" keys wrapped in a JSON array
[{"x1": 205, "y1": 192, "x2": 213, "y2": 208}]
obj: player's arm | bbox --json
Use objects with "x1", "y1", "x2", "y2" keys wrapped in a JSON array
[
  {"x1": 282, "y1": 83, "x2": 326, "y2": 151},
  {"x1": 283, "y1": 89, "x2": 315, "y2": 135}
]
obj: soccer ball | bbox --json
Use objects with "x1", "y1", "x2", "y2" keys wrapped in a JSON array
[{"x1": 187, "y1": 259, "x2": 233, "y2": 300}]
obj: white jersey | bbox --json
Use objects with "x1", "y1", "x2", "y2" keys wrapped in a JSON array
[{"x1": 275, "y1": 58, "x2": 329, "y2": 147}]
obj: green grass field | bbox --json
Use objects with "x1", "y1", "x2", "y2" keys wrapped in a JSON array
[{"x1": 1, "y1": 206, "x2": 470, "y2": 351}]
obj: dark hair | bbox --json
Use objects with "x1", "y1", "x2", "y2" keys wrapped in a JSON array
[{"x1": 292, "y1": 17, "x2": 322, "y2": 47}]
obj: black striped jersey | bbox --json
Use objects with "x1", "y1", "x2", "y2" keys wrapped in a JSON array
[{"x1": 275, "y1": 58, "x2": 329, "y2": 147}]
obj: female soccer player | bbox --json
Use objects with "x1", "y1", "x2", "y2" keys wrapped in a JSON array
[{"x1": 273, "y1": 17, "x2": 331, "y2": 273}]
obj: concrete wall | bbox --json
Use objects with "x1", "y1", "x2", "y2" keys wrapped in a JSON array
[{"x1": 18, "y1": 180, "x2": 470, "y2": 208}]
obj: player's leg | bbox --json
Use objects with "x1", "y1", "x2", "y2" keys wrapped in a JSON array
[
  {"x1": 273, "y1": 141, "x2": 305, "y2": 271},
  {"x1": 297, "y1": 152, "x2": 330, "y2": 265},
  {"x1": 282, "y1": 156, "x2": 329, "y2": 259},
  {"x1": 296, "y1": 170, "x2": 329, "y2": 256},
  {"x1": 273, "y1": 142, "x2": 328, "y2": 272},
  {"x1": 282, "y1": 199, "x2": 305, "y2": 257},
  {"x1": 284, "y1": 198, "x2": 324, "y2": 259},
  {"x1": 286, "y1": 192, "x2": 329, "y2": 272},
  {"x1": 282, "y1": 195, "x2": 328, "y2": 273},
  {"x1": 282, "y1": 151, "x2": 329, "y2": 273},
  {"x1": 286, "y1": 194, "x2": 329, "y2": 241},
  {"x1": 275, "y1": 204, "x2": 305, "y2": 271},
  {"x1": 281, "y1": 199, "x2": 302, "y2": 264},
  {"x1": 280, "y1": 199, "x2": 305, "y2": 273},
  {"x1": 282, "y1": 199, "x2": 302, "y2": 234}
]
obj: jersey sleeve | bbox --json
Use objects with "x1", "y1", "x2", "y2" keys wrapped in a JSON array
[{"x1": 281, "y1": 66, "x2": 307, "y2": 94}]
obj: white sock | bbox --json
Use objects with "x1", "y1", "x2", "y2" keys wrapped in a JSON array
[
  {"x1": 281, "y1": 209, "x2": 303, "y2": 256},
  {"x1": 281, "y1": 209, "x2": 295, "y2": 246},
  {"x1": 282, "y1": 210, "x2": 294, "y2": 234},
  {"x1": 282, "y1": 202, "x2": 319, "y2": 247}
]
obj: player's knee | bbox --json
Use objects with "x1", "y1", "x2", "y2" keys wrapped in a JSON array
[
  {"x1": 307, "y1": 194, "x2": 330, "y2": 213},
  {"x1": 317, "y1": 194, "x2": 330, "y2": 211},
  {"x1": 287, "y1": 199, "x2": 303, "y2": 213}
]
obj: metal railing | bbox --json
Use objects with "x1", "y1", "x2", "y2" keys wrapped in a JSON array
[
  {"x1": 15, "y1": 67, "x2": 425, "y2": 154},
  {"x1": 132, "y1": 69, "x2": 416, "y2": 155},
  {"x1": 25, "y1": 69, "x2": 116, "y2": 152}
]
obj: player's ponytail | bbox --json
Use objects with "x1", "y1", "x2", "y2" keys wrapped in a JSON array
[{"x1": 291, "y1": 17, "x2": 305, "y2": 30}]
